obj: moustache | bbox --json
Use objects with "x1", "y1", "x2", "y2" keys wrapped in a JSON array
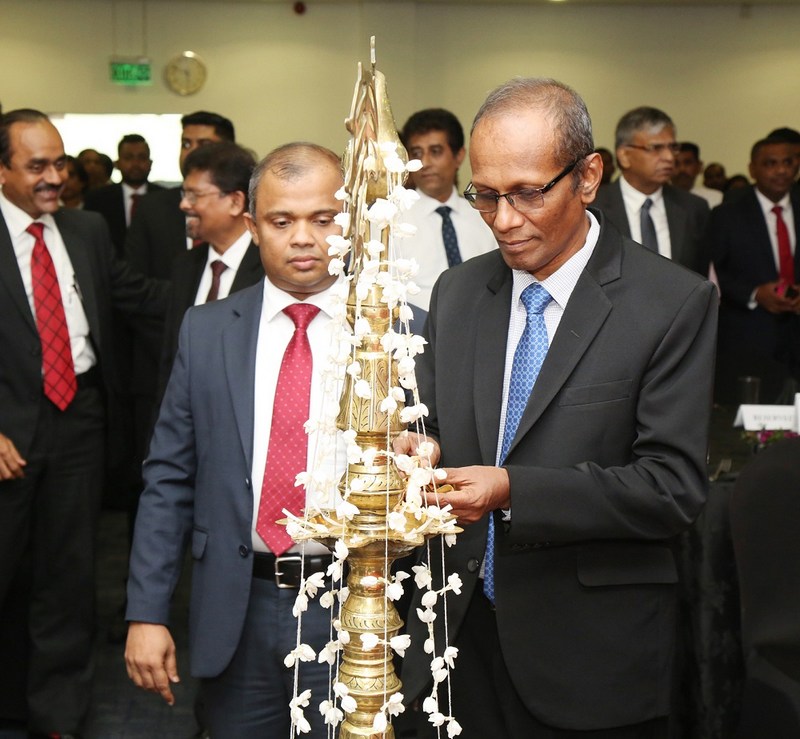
[{"x1": 35, "y1": 184, "x2": 62, "y2": 195}]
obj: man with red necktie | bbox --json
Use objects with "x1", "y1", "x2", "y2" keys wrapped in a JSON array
[
  {"x1": 0, "y1": 109, "x2": 167, "y2": 738},
  {"x1": 125, "y1": 143, "x2": 347, "y2": 738},
  {"x1": 711, "y1": 135, "x2": 800, "y2": 404}
]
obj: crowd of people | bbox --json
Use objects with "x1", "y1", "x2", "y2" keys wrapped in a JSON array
[{"x1": 0, "y1": 84, "x2": 797, "y2": 739}]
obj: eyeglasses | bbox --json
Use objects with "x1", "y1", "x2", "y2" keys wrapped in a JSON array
[
  {"x1": 624, "y1": 142, "x2": 681, "y2": 156},
  {"x1": 180, "y1": 188, "x2": 227, "y2": 205},
  {"x1": 463, "y1": 160, "x2": 578, "y2": 214}
]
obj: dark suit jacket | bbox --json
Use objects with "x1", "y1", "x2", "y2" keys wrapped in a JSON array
[
  {"x1": 84, "y1": 182, "x2": 165, "y2": 258},
  {"x1": 0, "y1": 208, "x2": 167, "y2": 461},
  {"x1": 127, "y1": 283, "x2": 267, "y2": 677},
  {"x1": 594, "y1": 179, "x2": 711, "y2": 276},
  {"x1": 156, "y1": 240, "x2": 265, "y2": 403},
  {"x1": 401, "y1": 210, "x2": 717, "y2": 730},
  {"x1": 710, "y1": 186, "x2": 800, "y2": 402}
]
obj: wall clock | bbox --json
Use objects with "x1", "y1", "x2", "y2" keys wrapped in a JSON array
[{"x1": 164, "y1": 51, "x2": 207, "y2": 96}]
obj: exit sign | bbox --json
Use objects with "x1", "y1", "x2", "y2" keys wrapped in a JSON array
[{"x1": 110, "y1": 58, "x2": 152, "y2": 86}]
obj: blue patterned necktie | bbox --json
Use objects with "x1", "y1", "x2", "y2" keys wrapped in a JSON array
[
  {"x1": 484, "y1": 282, "x2": 552, "y2": 603},
  {"x1": 640, "y1": 197, "x2": 659, "y2": 253},
  {"x1": 435, "y1": 205, "x2": 462, "y2": 267}
]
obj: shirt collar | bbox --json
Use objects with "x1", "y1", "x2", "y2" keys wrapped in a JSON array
[
  {"x1": 205, "y1": 229, "x2": 251, "y2": 272},
  {"x1": 755, "y1": 187, "x2": 791, "y2": 216},
  {"x1": 415, "y1": 186, "x2": 461, "y2": 214},
  {"x1": 619, "y1": 175, "x2": 663, "y2": 209},
  {"x1": 261, "y1": 273, "x2": 346, "y2": 322},
  {"x1": 510, "y1": 209, "x2": 600, "y2": 309}
]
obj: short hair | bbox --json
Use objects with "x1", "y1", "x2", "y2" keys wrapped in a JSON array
[
  {"x1": 471, "y1": 77, "x2": 594, "y2": 190},
  {"x1": 183, "y1": 142, "x2": 256, "y2": 209},
  {"x1": 0, "y1": 108, "x2": 50, "y2": 167},
  {"x1": 400, "y1": 108, "x2": 464, "y2": 155},
  {"x1": 118, "y1": 133, "x2": 148, "y2": 156},
  {"x1": 767, "y1": 127, "x2": 800, "y2": 145},
  {"x1": 679, "y1": 142, "x2": 700, "y2": 160},
  {"x1": 750, "y1": 136, "x2": 796, "y2": 162},
  {"x1": 181, "y1": 111, "x2": 235, "y2": 142},
  {"x1": 614, "y1": 107, "x2": 675, "y2": 150},
  {"x1": 248, "y1": 142, "x2": 342, "y2": 219}
]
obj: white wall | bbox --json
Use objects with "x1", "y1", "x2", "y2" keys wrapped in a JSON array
[{"x1": 2, "y1": 0, "x2": 798, "y2": 179}]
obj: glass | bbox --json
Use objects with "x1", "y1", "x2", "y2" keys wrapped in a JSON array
[
  {"x1": 463, "y1": 160, "x2": 578, "y2": 214},
  {"x1": 180, "y1": 188, "x2": 226, "y2": 205},
  {"x1": 624, "y1": 142, "x2": 681, "y2": 156},
  {"x1": 737, "y1": 376, "x2": 761, "y2": 405}
]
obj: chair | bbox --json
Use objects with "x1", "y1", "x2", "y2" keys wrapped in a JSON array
[{"x1": 730, "y1": 438, "x2": 800, "y2": 738}]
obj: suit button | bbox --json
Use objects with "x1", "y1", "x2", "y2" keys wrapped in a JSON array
[
  {"x1": 244, "y1": 477, "x2": 251, "y2": 489},
  {"x1": 238, "y1": 545, "x2": 249, "y2": 558},
  {"x1": 466, "y1": 558, "x2": 480, "y2": 573}
]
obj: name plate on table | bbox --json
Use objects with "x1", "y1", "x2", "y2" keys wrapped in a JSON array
[{"x1": 734, "y1": 404, "x2": 797, "y2": 431}]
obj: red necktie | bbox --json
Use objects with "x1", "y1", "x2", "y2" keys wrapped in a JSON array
[
  {"x1": 256, "y1": 303, "x2": 320, "y2": 555},
  {"x1": 772, "y1": 205, "x2": 795, "y2": 285},
  {"x1": 205, "y1": 260, "x2": 228, "y2": 302},
  {"x1": 27, "y1": 222, "x2": 77, "y2": 411}
]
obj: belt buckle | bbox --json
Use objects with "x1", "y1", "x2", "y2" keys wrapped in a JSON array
[{"x1": 274, "y1": 554, "x2": 302, "y2": 589}]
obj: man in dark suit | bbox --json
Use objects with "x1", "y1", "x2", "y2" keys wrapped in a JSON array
[
  {"x1": 84, "y1": 134, "x2": 163, "y2": 258},
  {"x1": 594, "y1": 106, "x2": 710, "y2": 276},
  {"x1": 125, "y1": 143, "x2": 346, "y2": 738},
  {"x1": 397, "y1": 79, "x2": 717, "y2": 737},
  {"x1": 711, "y1": 136, "x2": 800, "y2": 404},
  {"x1": 157, "y1": 141, "x2": 264, "y2": 399},
  {"x1": 0, "y1": 109, "x2": 166, "y2": 737}
]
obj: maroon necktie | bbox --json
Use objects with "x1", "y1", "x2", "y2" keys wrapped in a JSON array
[
  {"x1": 129, "y1": 193, "x2": 140, "y2": 224},
  {"x1": 205, "y1": 260, "x2": 228, "y2": 302},
  {"x1": 772, "y1": 205, "x2": 795, "y2": 285},
  {"x1": 256, "y1": 303, "x2": 320, "y2": 555},
  {"x1": 27, "y1": 222, "x2": 77, "y2": 411}
]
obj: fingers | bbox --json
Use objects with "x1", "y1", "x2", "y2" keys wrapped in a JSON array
[
  {"x1": 0, "y1": 433, "x2": 26, "y2": 480},
  {"x1": 125, "y1": 623, "x2": 179, "y2": 706}
]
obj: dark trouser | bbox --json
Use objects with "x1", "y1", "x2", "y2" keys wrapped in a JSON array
[
  {"x1": 412, "y1": 588, "x2": 669, "y2": 739},
  {"x1": 0, "y1": 384, "x2": 105, "y2": 734},
  {"x1": 201, "y1": 576, "x2": 333, "y2": 739}
]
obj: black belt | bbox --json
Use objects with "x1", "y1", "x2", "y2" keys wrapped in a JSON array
[
  {"x1": 76, "y1": 366, "x2": 101, "y2": 390},
  {"x1": 252, "y1": 552, "x2": 329, "y2": 589}
]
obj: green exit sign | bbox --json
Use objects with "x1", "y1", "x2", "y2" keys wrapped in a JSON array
[{"x1": 109, "y1": 58, "x2": 152, "y2": 86}]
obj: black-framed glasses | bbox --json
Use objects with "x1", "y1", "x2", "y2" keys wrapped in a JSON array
[
  {"x1": 624, "y1": 142, "x2": 680, "y2": 156},
  {"x1": 463, "y1": 160, "x2": 578, "y2": 214}
]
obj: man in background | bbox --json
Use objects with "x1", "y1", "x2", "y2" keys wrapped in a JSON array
[
  {"x1": 398, "y1": 107, "x2": 496, "y2": 310},
  {"x1": 84, "y1": 133, "x2": 163, "y2": 258},
  {"x1": 672, "y1": 142, "x2": 722, "y2": 208},
  {"x1": 594, "y1": 106, "x2": 710, "y2": 276}
]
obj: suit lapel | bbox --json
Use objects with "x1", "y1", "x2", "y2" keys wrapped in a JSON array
[
  {"x1": 663, "y1": 186, "x2": 688, "y2": 265},
  {"x1": 473, "y1": 263, "x2": 512, "y2": 464},
  {"x1": 607, "y1": 182, "x2": 632, "y2": 238},
  {"x1": 0, "y1": 211, "x2": 37, "y2": 333},
  {"x1": 504, "y1": 214, "x2": 618, "y2": 459},
  {"x1": 222, "y1": 284, "x2": 262, "y2": 471}
]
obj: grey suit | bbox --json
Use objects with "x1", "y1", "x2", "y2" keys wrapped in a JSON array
[
  {"x1": 594, "y1": 179, "x2": 710, "y2": 276},
  {"x1": 401, "y1": 210, "x2": 717, "y2": 731}
]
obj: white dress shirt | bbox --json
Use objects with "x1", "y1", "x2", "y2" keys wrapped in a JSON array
[
  {"x1": 395, "y1": 187, "x2": 497, "y2": 310},
  {"x1": 193, "y1": 230, "x2": 252, "y2": 305},
  {"x1": 122, "y1": 182, "x2": 149, "y2": 227},
  {"x1": 619, "y1": 176, "x2": 673, "y2": 260},
  {"x1": 250, "y1": 276, "x2": 347, "y2": 554},
  {"x1": 0, "y1": 190, "x2": 96, "y2": 374}
]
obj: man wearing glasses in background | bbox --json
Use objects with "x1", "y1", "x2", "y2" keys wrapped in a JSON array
[
  {"x1": 396, "y1": 79, "x2": 717, "y2": 738},
  {"x1": 594, "y1": 106, "x2": 710, "y2": 276}
]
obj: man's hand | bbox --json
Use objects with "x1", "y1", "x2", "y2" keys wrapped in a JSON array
[
  {"x1": 755, "y1": 282, "x2": 796, "y2": 314},
  {"x1": 425, "y1": 466, "x2": 510, "y2": 525},
  {"x1": 392, "y1": 431, "x2": 441, "y2": 467},
  {"x1": 125, "y1": 622, "x2": 180, "y2": 706},
  {"x1": 0, "y1": 433, "x2": 26, "y2": 480}
]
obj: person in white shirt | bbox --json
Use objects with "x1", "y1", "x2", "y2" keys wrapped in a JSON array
[
  {"x1": 398, "y1": 108, "x2": 496, "y2": 310},
  {"x1": 594, "y1": 106, "x2": 710, "y2": 277}
]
